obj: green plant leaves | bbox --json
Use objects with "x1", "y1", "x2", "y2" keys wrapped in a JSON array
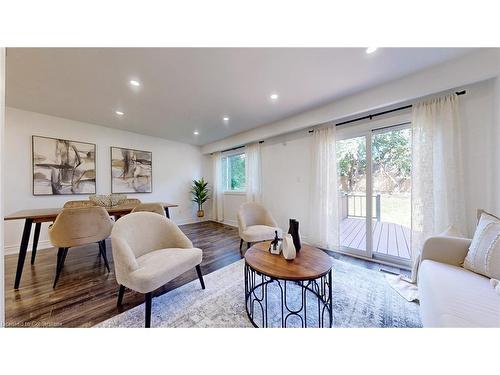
[{"x1": 191, "y1": 177, "x2": 209, "y2": 210}]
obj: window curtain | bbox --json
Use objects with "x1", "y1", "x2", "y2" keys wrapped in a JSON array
[
  {"x1": 211, "y1": 151, "x2": 224, "y2": 222},
  {"x1": 309, "y1": 125, "x2": 339, "y2": 249},
  {"x1": 245, "y1": 142, "x2": 262, "y2": 203},
  {"x1": 410, "y1": 93, "x2": 466, "y2": 281}
]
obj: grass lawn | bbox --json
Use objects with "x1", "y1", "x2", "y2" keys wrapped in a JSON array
[{"x1": 378, "y1": 193, "x2": 411, "y2": 228}]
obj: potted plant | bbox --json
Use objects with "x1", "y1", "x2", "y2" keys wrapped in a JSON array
[{"x1": 191, "y1": 177, "x2": 209, "y2": 218}]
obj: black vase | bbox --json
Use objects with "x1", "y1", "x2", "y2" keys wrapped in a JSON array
[{"x1": 288, "y1": 219, "x2": 301, "y2": 251}]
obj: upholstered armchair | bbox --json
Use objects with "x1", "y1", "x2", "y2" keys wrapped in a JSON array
[
  {"x1": 131, "y1": 202, "x2": 166, "y2": 217},
  {"x1": 48, "y1": 206, "x2": 114, "y2": 288},
  {"x1": 237, "y1": 202, "x2": 282, "y2": 252},
  {"x1": 111, "y1": 212, "x2": 205, "y2": 328}
]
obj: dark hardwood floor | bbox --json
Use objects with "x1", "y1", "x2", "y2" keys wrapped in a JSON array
[{"x1": 4, "y1": 221, "x2": 408, "y2": 327}]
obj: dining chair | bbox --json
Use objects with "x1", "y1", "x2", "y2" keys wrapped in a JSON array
[
  {"x1": 113, "y1": 198, "x2": 142, "y2": 220},
  {"x1": 63, "y1": 200, "x2": 97, "y2": 208},
  {"x1": 111, "y1": 212, "x2": 204, "y2": 328},
  {"x1": 48, "y1": 206, "x2": 114, "y2": 288},
  {"x1": 237, "y1": 202, "x2": 282, "y2": 253},
  {"x1": 30, "y1": 200, "x2": 98, "y2": 265},
  {"x1": 131, "y1": 202, "x2": 166, "y2": 217},
  {"x1": 120, "y1": 198, "x2": 142, "y2": 206}
]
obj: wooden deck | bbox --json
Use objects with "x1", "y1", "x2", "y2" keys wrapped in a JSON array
[{"x1": 340, "y1": 217, "x2": 411, "y2": 259}]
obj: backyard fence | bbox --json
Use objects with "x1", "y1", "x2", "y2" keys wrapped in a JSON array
[{"x1": 339, "y1": 193, "x2": 381, "y2": 221}]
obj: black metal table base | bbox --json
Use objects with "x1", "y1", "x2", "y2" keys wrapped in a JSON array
[{"x1": 244, "y1": 262, "x2": 333, "y2": 328}]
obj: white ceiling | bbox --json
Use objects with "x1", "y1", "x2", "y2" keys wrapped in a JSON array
[{"x1": 6, "y1": 48, "x2": 472, "y2": 146}]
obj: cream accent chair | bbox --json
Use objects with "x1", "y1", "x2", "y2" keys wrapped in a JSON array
[
  {"x1": 132, "y1": 202, "x2": 166, "y2": 217},
  {"x1": 111, "y1": 212, "x2": 204, "y2": 328},
  {"x1": 237, "y1": 202, "x2": 282, "y2": 252},
  {"x1": 48, "y1": 206, "x2": 114, "y2": 288}
]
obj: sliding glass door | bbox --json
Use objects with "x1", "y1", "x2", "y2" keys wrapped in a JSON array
[
  {"x1": 337, "y1": 123, "x2": 412, "y2": 266},
  {"x1": 371, "y1": 126, "x2": 412, "y2": 264},
  {"x1": 337, "y1": 135, "x2": 371, "y2": 258}
]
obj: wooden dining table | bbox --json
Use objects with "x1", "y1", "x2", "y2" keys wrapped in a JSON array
[{"x1": 4, "y1": 202, "x2": 178, "y2": 289}]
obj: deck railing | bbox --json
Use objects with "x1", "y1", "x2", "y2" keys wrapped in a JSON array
[{"x1": 339, "y1": 193, "x2": 381, "y2": 222}]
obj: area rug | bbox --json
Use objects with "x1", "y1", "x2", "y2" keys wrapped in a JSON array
[{"x1": 95, "y1": 258, "x2": 422, "y2": 328}]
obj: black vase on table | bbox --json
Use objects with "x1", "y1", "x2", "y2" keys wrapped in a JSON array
[{"x1": 288, "y1": 219, "x2": 301, "y2": 251}]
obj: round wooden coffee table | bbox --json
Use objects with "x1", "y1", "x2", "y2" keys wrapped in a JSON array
[{"x1": 244, "y1": 241, "x2": 334, "y2": 328}]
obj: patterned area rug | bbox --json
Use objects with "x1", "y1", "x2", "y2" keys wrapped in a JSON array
[{"x1": 95, "y1": 258, "x2": 422, "y2": 328}]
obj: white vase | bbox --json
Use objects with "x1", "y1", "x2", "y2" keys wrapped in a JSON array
[{"x1": 281, "y1": 234, "x2": 296, "y2": 260}]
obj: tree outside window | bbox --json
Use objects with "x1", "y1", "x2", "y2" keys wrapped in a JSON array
[{"x1": 222, "y1": 153, "x2": 246, "y2": 191}]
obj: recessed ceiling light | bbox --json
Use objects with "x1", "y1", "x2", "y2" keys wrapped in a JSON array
[
  {"x1": 193, "y1": 131, "x2": 199, "y2": 135},
  {"x1": 115, "y1": 110, "x2": 124, "y2": 116},
  {"x1": 223, "y1": 117, "x2": 229, "y2": 122},
  {"x1": 270, "y1": 93, "x2": 279, "y2": 100},
  {"x1": 366, "y1": 47, "x2": 378, "y2": 54},
  {"x1": 129, "y1": 80, "x2": 140, "y2": 87}
]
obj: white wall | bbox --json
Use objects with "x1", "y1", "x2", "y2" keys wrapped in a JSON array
[
  {"x1": 1, "y1": 47, "x2": 6, "y2": 327},
  {"x1": 4, "y1": 107, "x2": 206, "y2": 254},
  {"x1": 211, "y1": 79, "x2": 499, "y2": 240}
]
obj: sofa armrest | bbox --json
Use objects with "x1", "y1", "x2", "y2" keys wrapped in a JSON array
[{"x1": 421, "y1": 236, "x2": 472, "y2": 267}]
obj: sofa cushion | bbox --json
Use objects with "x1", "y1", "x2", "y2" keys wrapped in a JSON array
[
  {"x1": 419, "y1": 260, "x2": 500, "y2": 327},
  {"x1": 463, "y1": 212, "x2": 500, "y2": 279}
]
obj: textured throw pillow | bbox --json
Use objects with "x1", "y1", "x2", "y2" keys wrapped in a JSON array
[{"x1": 463, "y1": 212, "x2": 500, "y2": 279}]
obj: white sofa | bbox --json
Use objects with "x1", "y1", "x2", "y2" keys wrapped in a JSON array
[{"x1": 418, "y1": 235, "x2": 500, "y2": 327}]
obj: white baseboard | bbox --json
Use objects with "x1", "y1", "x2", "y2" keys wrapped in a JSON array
[
  {"x1": 4, "y1": 240, "x2": 52, "y2": 256},
  {"x1": 222, "y1": 219, "x2": 238, "y2": 228}
]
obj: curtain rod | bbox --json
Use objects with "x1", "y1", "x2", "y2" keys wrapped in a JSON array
[
  {"x1": 308, "y1": 90, "x2": 466, "y2": 133},
  {"x1": 212, "y1": 140, "x2": 264, "y2": 155}
]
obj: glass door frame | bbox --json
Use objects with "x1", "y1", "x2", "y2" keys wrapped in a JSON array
[
  {"x1": 370, "y1": 123, "x2": 412, "y2": 268},
  {"x1": 336, "y1": 112, "x2": 412, "y2": 268}
]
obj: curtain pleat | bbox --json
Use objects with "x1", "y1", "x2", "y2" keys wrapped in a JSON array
[
  {"x1": 211, "y1": 151, "x2": 224, "y2": 222},
  {"x1": 309, "y1": 125, "x2": 339, "y2": 249}
]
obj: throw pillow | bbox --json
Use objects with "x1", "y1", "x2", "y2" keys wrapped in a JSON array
[{"x1": 463, "y1": 212, "x2": 500, "y2": 279}]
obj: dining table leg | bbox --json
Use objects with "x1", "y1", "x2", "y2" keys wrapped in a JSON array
[
  {"x1": 14, "y1": 218, "x2": 34, "y2": 289},
  {"x1": 30, "y1": 222, "x2": 42, "y2": 265}
]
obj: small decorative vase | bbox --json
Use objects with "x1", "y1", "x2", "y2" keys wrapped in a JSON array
[
  {"x1": 269, "y1": 230, "x2": 281, "y2": 255},
  {"x1": 197, "y1": 210, "x2": 205, "y2": 218},
  {"x1": 282, "y1": 234, "x2": 296, "y2": 260},
  {"x1": 288, "y1": 219, "x2": 301, "y2": 251}
]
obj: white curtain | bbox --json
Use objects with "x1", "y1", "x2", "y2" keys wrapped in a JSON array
[
  {"x1": 245, "y1": 142, "x2": 262, "y2": 203},
  {"x1": 411, "y1": 93, "x2": 466, "y2": 280},
  {"x1": 211, "y1": 151, "x2": 224, "y2": 222},
  {"x1": 309, "y1": 125, "x2": 339, "y2": 249}
]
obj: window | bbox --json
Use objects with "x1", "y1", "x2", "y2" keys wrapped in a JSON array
[{"x1": 222, "y1": 152, "x2": 246, "y2": 192}]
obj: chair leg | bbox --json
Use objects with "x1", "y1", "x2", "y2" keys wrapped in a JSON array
[
  {"x1": 195, "y1": 265, "x2": 206, "y2": 289},
  {"x1": 239, "y1": 239, "x2": 243, "y2": 250},
  {"x1": 145, "y1": 292, "x2": 152, "y2": 328},
  {"x1": 117, "y1": 285, "x2": 125, "y2": 307},
  {"x1": 56, "y1": 247, "x2": 63, "y2": 271},
  {"x1": 53, "y1": 247, "x2": 69, "y2": 288},
  {"x1": 98, "y1": 240, "x2": 111, "y2": 272}
]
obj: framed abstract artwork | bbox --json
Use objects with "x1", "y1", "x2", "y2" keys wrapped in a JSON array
[
  {"x1": 110, "y1": 146, "x2": 152, "y2": 193},
  {"x1": 32, "y1": 135, "x2": 96, "y2": 195}
]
